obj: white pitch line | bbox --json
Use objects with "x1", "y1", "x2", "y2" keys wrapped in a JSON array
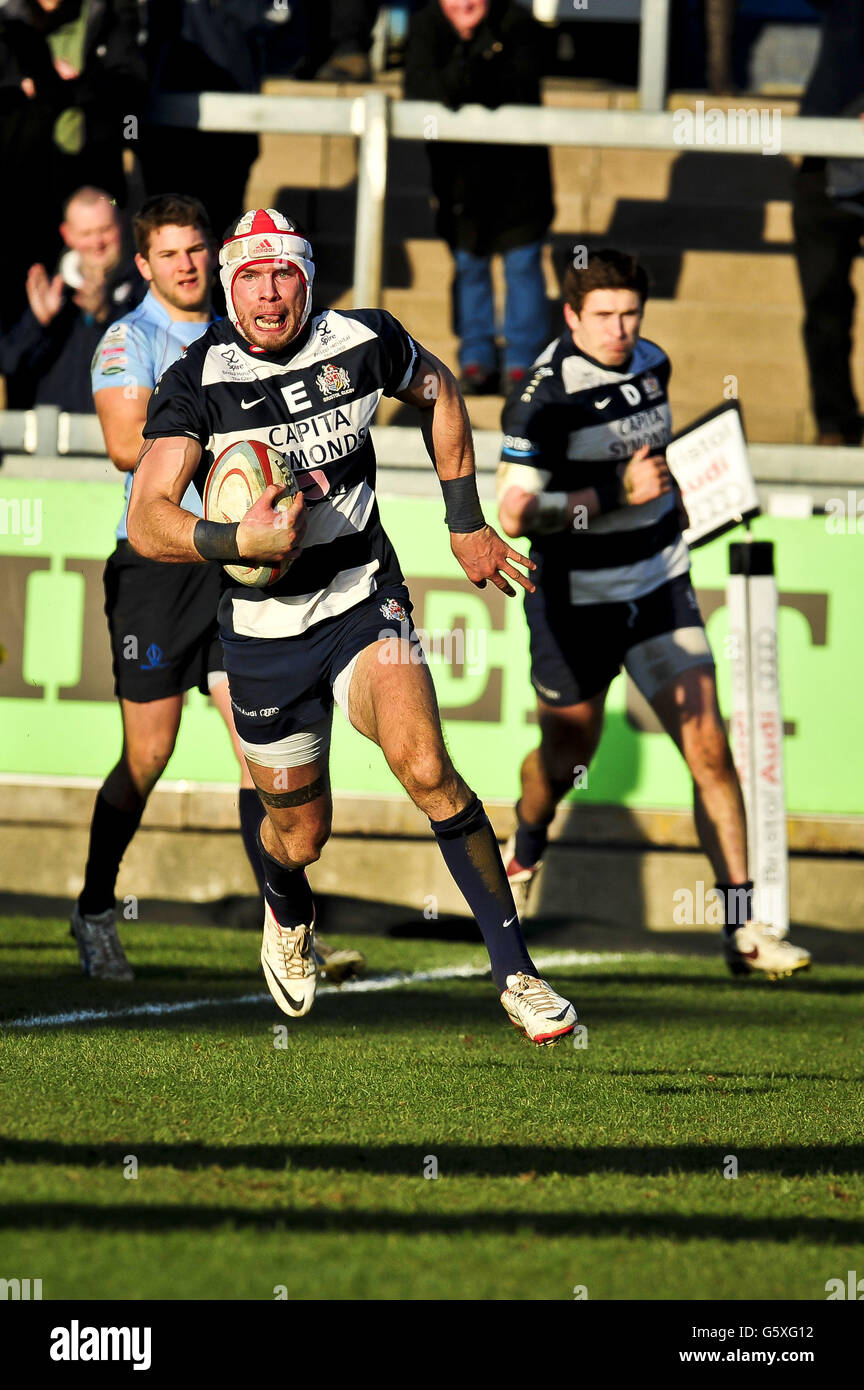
[{"x1": 1, "y1": 950, "x2": 635, "y2": 1031}]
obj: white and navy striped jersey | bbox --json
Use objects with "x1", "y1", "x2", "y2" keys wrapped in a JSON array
[
  {"x1": 142, "y1": 308, "x2": 419, "y2": 640},
  {"x1": 500, "y1": 332, "x2": 690, "y2": 604}
]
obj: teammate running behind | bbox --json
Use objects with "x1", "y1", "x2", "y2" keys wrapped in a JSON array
[{"x1": 497, "y1": 248, "x2": 811, "y2": 980}]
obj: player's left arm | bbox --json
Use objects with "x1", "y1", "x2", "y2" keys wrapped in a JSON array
[{"x1": 394, "y1": 345, "x2": 535, "y2": 597}]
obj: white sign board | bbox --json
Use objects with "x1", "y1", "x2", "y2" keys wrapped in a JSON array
[{"x1": 666, "y1": 403, "x2": 760, "y2": 549}]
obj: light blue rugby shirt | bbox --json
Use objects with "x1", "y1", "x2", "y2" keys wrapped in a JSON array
[{"x1": 91, "y1": 290, "x2": 213, "y2": 540}]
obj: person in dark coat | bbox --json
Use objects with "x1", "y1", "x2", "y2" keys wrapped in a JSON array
[
  {"x1": 0, "y1": 0, "x2": 148, "y2": 200},
  {"x1": 792, "y1": 0, "x2": 864, "y2": 445},
  {"x1": 0, "y1": 186, "x2": 143, "y2": 412},
  {"x1": 140, "y1": 2, "x2": 277, "y2": 245},
  {"x1": 0, "y1": 0, "x2": 148, "y2": 330},
  {"x1": 404, "y1": 0, "x2": 554, "y2": 395},
  {"x1": 0, "y1": 3, "x2": 60, "y2": 328}
]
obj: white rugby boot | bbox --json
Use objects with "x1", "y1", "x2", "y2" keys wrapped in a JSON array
[
  {"x1": 315, "y1": 938, "x2": 366, "y2": 985},
  {"x1": 503, "y1": 835, "x2": 542, "y2": 920},
  {"x1": 71, "y1": 906, "x2": 135, "y2": 981},
  {"x1": 500, "y1": 971, "x2": 577, "y2": 1045},
  {"x1": 723, "y1": 922, "x2": 812, "y2": 979},
  {"x1": 261, "y1": 900, "x2": 317, "y2": 1017}
]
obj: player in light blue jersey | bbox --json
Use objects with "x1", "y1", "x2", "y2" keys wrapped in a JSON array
[{"x1": 72, "y1": 193, "x2": 364, "y2": 985}]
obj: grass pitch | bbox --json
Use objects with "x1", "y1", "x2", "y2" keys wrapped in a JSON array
[{"x1": 1, "y1": 915, "x2": 863, "y2": 1301}]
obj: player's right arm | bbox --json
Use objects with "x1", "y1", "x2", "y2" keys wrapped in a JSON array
[
  {"x1": 128, "y1": 349, "x2": 306, "y2": 565},
  {"x1": 91, "y1": 320, "x2": 156, "y2": 473},
  {"x1": 94, "y1": 386, "x2": 151, "y2": 473},
  {"x1": 498, "y1": 378, "x2": 673, "y2": 537},
  {"x1": 128, "y1": 435, "x2": 306, "y2": 566},
  {"x1": 497, "y1": 385, "x2": 605, "y2": 537},
  {"x1": 498, "y1": 444, "x2": 674, "y2": 537}
]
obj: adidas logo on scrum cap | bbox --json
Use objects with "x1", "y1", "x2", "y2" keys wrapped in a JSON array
[{"x1": 220, "y1": 208, "x2": 313, "y2": 267}]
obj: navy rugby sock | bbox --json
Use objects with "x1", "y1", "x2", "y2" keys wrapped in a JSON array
[
  {"x1": 431, "y1": 796, "x2": 535, "y2": 992},
  {"x1": 239, "y1": 789, "x2": 266, "y2": 897},
  {"x1": 716, "y1": 880, "x2": 754, "y2": 936},
  {"x1": 256, "y1": 826, "x2": 315, "y2": 930},
  {"x1": 513, "y1": 800, "x2": 551, "y2": 869},
  {"x1": 78, "y1": 792, "x2": 144, "y2": 916}
]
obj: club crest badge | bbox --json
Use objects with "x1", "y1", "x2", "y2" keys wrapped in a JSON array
[
  {"x1": 642, "y1": 372, "x2": 663, "y2": 401},
  {"x1": 316, "y1": 362, "x2": 351, "y2": 400},
  {"x1": 380, "y1": 598, "x2": 407, "y2": 623}
]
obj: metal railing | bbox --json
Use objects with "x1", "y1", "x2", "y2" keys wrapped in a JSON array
[
  {"x1": 2, "y1": 410, "x2": 862, "y2": 511},
  {"x1": 150, "y1": 89, "x2": 864, "y2": 306}
]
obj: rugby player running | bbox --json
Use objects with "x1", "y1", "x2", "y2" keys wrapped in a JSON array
[
  {"x1": 498, "y1": 248, "x2": 811, "y2": 979},
  {"x1": 126, "y1": 208, "x2": 576, "y2": 1043},
  {"x1": 73, "y1": 195, "x2": 363, "y2": 987}
]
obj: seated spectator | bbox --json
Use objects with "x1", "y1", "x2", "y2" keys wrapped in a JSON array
[
  {"x1": 404, "y1": 0, "x2": 553, "y2": 396},
  {"x1": 0, "y1": 186, "x2": 143, "y2": 412}
]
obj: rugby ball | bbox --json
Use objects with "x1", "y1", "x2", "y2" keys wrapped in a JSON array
[{"x1": 203, "y1": 440, "x2": 299, "y2": 587}]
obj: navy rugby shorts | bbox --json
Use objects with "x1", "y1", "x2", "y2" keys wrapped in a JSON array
[
  {"x1": 221, "y1": 584, "x2": 418, "y2": 764},
  {"x1": 104, "y1": 541, "x2": 224, "y2": 701},
  {"x1": 525, "y1": 571, "x2": 714, "y2": 707}
]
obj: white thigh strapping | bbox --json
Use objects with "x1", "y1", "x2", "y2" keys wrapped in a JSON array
[
  {"x1": 625, "y1": 627, "x2": 714, "y2": 703},
  {"x1": 239, "y1": 712, "x2": 333, "y2": 769},
  {"x1": 332, "y1": 650, "x2": 362, "y2": 725}
]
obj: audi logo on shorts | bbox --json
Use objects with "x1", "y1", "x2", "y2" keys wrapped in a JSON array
[{"x1": 231, "y1": 702, "x2": 280, "y2": 718}]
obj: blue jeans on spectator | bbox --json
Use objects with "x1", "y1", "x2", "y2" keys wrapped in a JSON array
[{"x1": 453, "y1": 240, "x2": 548, "y2": 373}]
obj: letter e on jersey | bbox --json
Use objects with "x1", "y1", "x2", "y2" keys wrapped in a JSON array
[{"x1": 282, "y1": 381, "x2": 312, "y2": 412}]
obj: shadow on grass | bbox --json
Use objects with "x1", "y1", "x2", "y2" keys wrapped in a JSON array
[
  {"x1": 0, "y1": 1200, "x2": 861, "y2": 1244},
  {"x1": 2, "y1": 1137, "x2": 863, "y2": 1178}
]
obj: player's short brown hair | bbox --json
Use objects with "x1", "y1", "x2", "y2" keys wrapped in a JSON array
[
  {"x1": 563, "y1": 248, "x2": 649, "y2": 316},
  {"x1": 132, "y1": 194, "x2": 213, "y2": 258}
]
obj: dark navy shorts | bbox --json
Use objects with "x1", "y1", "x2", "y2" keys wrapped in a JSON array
[
  {"x1": 104, "y1": 541, "x2": 224, "y2": 701},
  {"x1": 221, "y1": 584, "x2": 418, "y2": 765},
  {"x1": 525, "y1": 571, "x2": 713, "y2": 708}
]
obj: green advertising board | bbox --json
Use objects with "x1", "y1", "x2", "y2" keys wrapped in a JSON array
[{"x1": 0, "y1": 473, "x2": 858, "y2": 814}]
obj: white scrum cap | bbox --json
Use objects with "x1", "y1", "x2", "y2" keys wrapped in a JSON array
[{"x1": 219, "y1": 208, "x2": 315, "y2": 336}]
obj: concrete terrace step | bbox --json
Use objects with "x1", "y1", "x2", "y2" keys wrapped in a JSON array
[
  {"x1": 237, "y1": 79, "x2": 845, "y2": 446},
  {"x1": 2, "y1": 781, "x2": 862, "y2": 929}
]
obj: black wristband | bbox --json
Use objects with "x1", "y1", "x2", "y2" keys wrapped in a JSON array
[
  {"x1": 595, "y1": 478, "x2": 627, "y2": 514},
  {"x1": 441, "y1": 474, "x2": 486, "y2": 533},
  {"x1": 193, "y1": 519, "x2": 242, "y2": 562}
]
